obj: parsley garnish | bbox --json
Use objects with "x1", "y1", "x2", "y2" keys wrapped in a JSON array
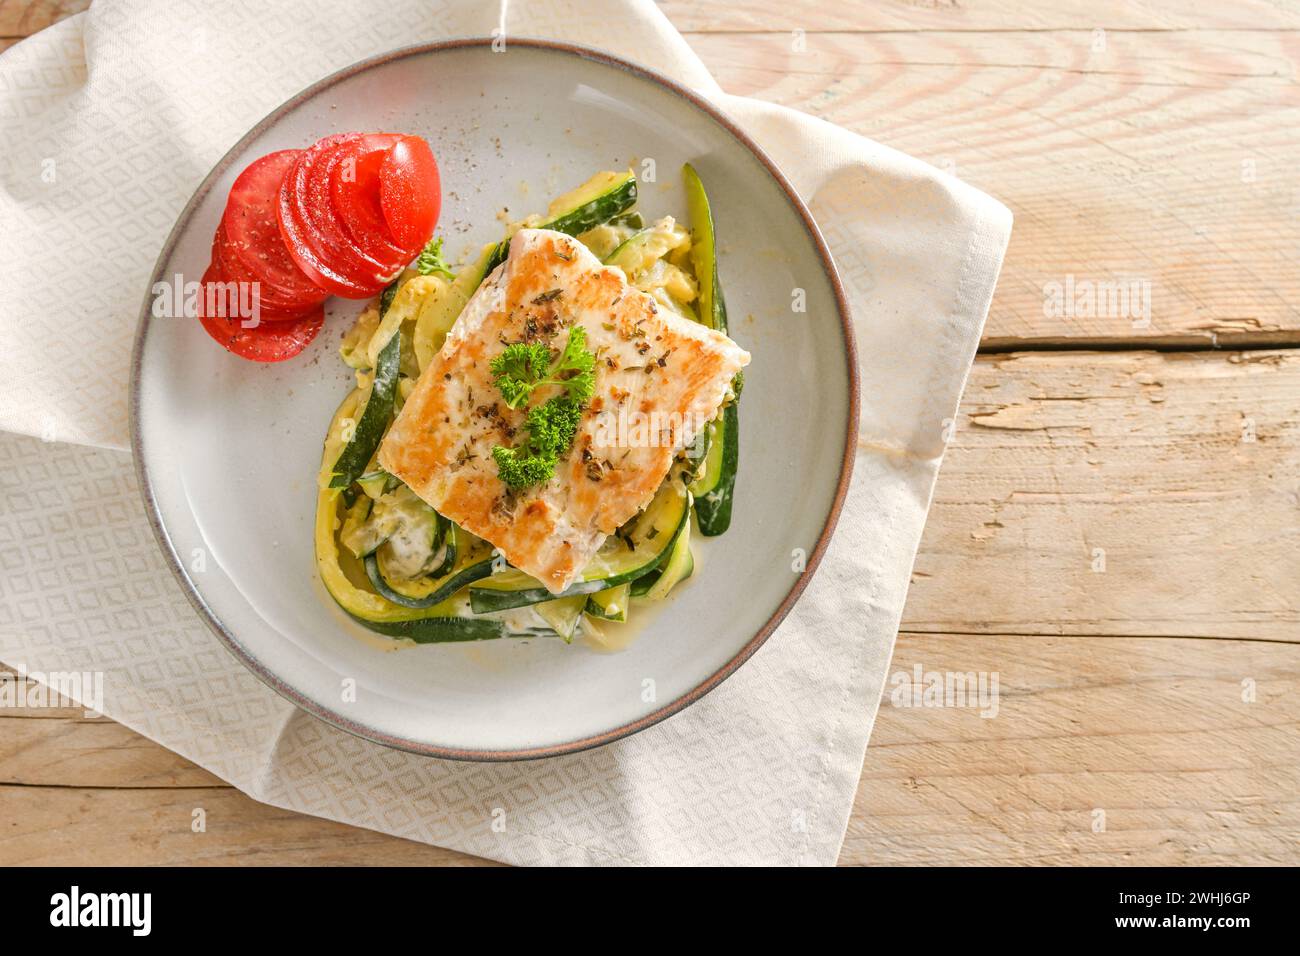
[
  {"x1": 492, "y1": 397, "x2": 584, "y2": 490},
  {"x1": 490, "y1": 325, "x2": 595, "y2": 410},
  {"x1": 414, "y1": 237, "x2": 455, "y2": 279},
  {"x1": 490, "y1": 326, "x2": 596, "y2": 489}
]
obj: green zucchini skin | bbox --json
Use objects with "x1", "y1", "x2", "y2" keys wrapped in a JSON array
[
  {"x1": 378, "y1": 277, "x2": 400, "y2": 316},
  {"x1": 483, "y1": 174, "x2": 638, "y2": 276},
  {"x1": 683, "y1": 164, "x2": 739, "y2": 536},
  {"x1": 328, "y1": 329, "x2": 400, "y2": 489},
  {"x1": 469, "y1": 576, "x2": 620, "y2": 614},
  {"x1": 584, "y1": 582, "x2": 630, "y2": 622},
  {"x1": 694, "y1": 401, "x2": 737, "y2": 535},
  {"x1": 345, "y1": 613, "x2": 552, "y2": 644},
  {"x1": 468, "y1": 487, "x2": 690, "y2": 613},
  {"x1": 426, "y1": 515, "x2": 456, "y2": 578},
  {"x1": 364, "y1": 553, "x2": 494, "y2": 610}
]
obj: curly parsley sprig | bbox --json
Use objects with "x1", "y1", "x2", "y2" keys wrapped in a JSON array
[
  {"x1": 414, "y1": 237, "x2": 455, "y2": 280},
  {"x1": 490, "y1": 325, "x2": 596, "y2": 409},
  {"x1": 490, "y1": 326, "x2": 596, "y2": 490}
]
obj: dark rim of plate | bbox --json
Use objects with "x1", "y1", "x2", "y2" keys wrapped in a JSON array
[{"x1": 129, "y1": 37, "x2": 860, "y2": 761}]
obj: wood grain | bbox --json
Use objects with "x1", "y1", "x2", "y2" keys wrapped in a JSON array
[
  {"x1": 660, "y1": 0, "x2": 1300, "y2": 32},
  {"x1": 4, "y1": 3, "x2": 1296, "y2": 346},
  {"x1": 0, "y1": 0, "x2": 85, "y2": 37},
  {"x1": 903, "y1": 350, "x2": 1300, "y2": 640},
  {"x1": 2, "y1": 0, "x2": 1297, "y2": 867},
  {"x1": 5, "y1": 628, "x2": 1295, "y2": 865},
  {"x1": 0, "y1": 785, "x2": 496, "y2": 866},
  {"x1": 850, "y1": 632, "x2": 1300, "y2": 865},
  {"x1": 688, "y1": 28, "x2": 1300, "y2": 347}
]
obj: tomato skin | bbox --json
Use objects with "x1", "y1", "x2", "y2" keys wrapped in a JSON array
[
  {"x1": 279, "y1": 134, "x2": 396, "y2": 297},
  {"x1": 307, "y1": 133, "x2": 409, "y2": 276},
  {"x1": 196, "y1": 263, "x2": 325, "y2": 362},
  {"x1": 198, "y1": 131, "x2": 442, "y2": 358},
  {"x1": 330, "y1": 134, "x2": 414, "y2": 269},
  {"x1": 277, "y1": 138, "x2": 376, "y2": 299},
  {"x1": 379, "y1": 136, "x2": 441, "y2": 251},
  {"x1": 219, "y1": 150, "x2": 329, "y2": 308},
  {"x1": 211, "y1": 226, "x2": 325, "y2": 319}
]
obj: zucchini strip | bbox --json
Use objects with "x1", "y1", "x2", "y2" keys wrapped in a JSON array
[
  {"x1": 328, "y1": 327, "x2": 400, "y2": 489},
  {"x1": 357, "y1": 617, "x2": 554, "y2": 644},
  {"x1": 638, "y1": 516, "x2": 693, "y2": 602},
  {"x1": 483, "y1": 170, "x2": 638, "y2": 277},
  {"x1": 584, "y1": 583, "x2": 630, "y2": 622},
  {"x1": 468, "y1": 485, "x2": 690, "y2": 613},
  {"x1": 683, "y1": 163, "x2": 739, "y2": 535},
  {"x1": 316, "y1": 487, "x2": 547, "y2": 643},
  {"x1": 426, "y1": 514, "x2": 457, "y2": 578},
  {"x1": 535, "y1": 594, "x2": 587, "y2": 642},
  {"x1": 413, "y1": 245, "x2": 494, "y2": 372},
  {"x1": 364, "y1": 552, "x2": 494, "y2": 609}
]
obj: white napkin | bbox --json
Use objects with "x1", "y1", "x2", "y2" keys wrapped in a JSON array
[{"x1": 0, "y1": 0, "x2": 1009, "y2": 865}]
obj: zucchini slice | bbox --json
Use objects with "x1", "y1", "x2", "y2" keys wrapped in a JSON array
[
  {"x1": 584, "y1": 583, "x2": 630, "y2": 623},
  {"x1": 328, "y1": 327, "x2": 400, "y2": 489},
  {"x1": 356, "y1": 470, "x2": 392, "y2": 500},
  {"x1": 316, "y1": 487, "x2": 547, "y2": 643},
  {"x1": 638, "y1": 517, "x2": 694, "y2": 602},
  {"x1": 483, "y1": 170, "x2": 638, "y2": 276},
  {"x1": 468, "y1": 482, "x2": 690, "y2": 613},
  {"x1": 536, "y1": 595, "x2": 587, "y2": 642},
  {"x1": 426, "y1": 514, "x2": 457, "y2": 578},
  {"x1": 413, "y1": 244, "x2": 494, "y2": 372},
  {"x1": 603, "y1": 216, "x2": 690, "y2": 279},
  {"x1": 364, "y1": 551, "x2": 494, "y2": 610},
  {"x1": 683, "y1": 163, "x2": 739, "y2": 535}
]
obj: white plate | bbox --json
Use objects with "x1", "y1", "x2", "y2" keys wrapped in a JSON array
[{"x1": 131, "y1": 39, "x2": 856, "y2": 759}]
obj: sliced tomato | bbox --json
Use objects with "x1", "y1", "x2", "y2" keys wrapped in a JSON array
[
  {"x1": 220, "y1": 150, "x2": 329, "y2": 308},
  {"x1": 329, "y1": 133, "x2": 415, "y2": 269},
  {"x1": 379, "y1": 136, "x2": 441, "y2": 251},
  {"x1": 212, "y1": 226, "x2": 324, "y2": 320},
  {"x1": 279, "y1": 134, "x2": 394, "y2": 297},
  {"x1": 307, "y1": 134, "x2": 410, "y2": 278},
  {"x1": 277, "y1": 137, "x2": 375, "y2": 298},
  {"x1": 196, "y1": 264, "x2": 325, "y2": 362}
]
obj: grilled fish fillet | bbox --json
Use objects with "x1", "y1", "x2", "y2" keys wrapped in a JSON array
[{"x1": 378, "y1": 227, "x2": 750, "y2": 593}]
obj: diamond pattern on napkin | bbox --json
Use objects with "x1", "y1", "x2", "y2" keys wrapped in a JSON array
[
  {"x1": 0, "y1": 0, "x2": 1010, "y2": 866},
  {"x1": 0, "y1": 0, "x2": 716, "y2": 452},
  {"x1": 0, "y1": 432, "x2": 897, "y2": 865}
]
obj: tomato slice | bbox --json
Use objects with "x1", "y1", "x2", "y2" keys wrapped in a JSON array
[
  {"x1": 379, "y1": 136, "x2": 441, "y2": 251},
  {"x1": 329, "y1": 133, "x2": 415, "y2": 268},
  {"x1": 196, "y1": 264, "x2": 325, "y2": 362},
  {"x1": 212, "y1": 226, "x2": 324, "y2": 319},
  {"x1": 309, "y1": 134, "x2": 411, "y2": 278},
  {"x1": 279, "y1": 134, "x2": 394, "y2": 297},
  {"x1": 277, "y1": 137, "x2": 375, "y2": 298},
  {"x1": 220, "y1": 150, "x2": 329, "y2": 307}
]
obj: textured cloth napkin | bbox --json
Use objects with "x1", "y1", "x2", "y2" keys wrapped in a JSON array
[{"x1": 0, "y1": 0, "x2": 1010, "y2": 865}]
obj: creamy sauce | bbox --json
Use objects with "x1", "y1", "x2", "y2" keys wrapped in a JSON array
[{"x1": 582, "y1": 517, "x2": 709, "y2": 653}]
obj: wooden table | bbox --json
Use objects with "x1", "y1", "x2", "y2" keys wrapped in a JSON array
[{"x1": 2, "y1": 0, "x2": 1296, "y2": 866}]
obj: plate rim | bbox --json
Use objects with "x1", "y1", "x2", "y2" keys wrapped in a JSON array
[{"x1": 129, "y1": 36, "x2": 860, "y2": 761}]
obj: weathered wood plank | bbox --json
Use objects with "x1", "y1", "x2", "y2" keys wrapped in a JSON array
[
  {"x1": 0, "y1": 715, "x2": 223, "y2": 787},
  {"x1": 3, "y1": 631, "x2": 1295, "y2": 865},
  {"x1": 903, "y1": 350, "x2": 1300, "y2": 640},
  {"x1": 6, "y1": 1, "x2": 1300, "y2": 39},
  {"x1": 0, "y1": 785, "x2": 497, "y2": 865},
  {"x1": 687, "y1": 29, "x2": 1300, "y2": 347},
  {"x1": 0, "y1": 0, "x2": 85, "y2": 37},
  {"x1": 7, "y1": 6, "x2": 1297, "y2": 346},
  {"x1": 661, "y1": 0, "x2": 1300, "y2": 33},
  {"x1": 849, "y1": 632, "x2": 1300, "y2": 865}
]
